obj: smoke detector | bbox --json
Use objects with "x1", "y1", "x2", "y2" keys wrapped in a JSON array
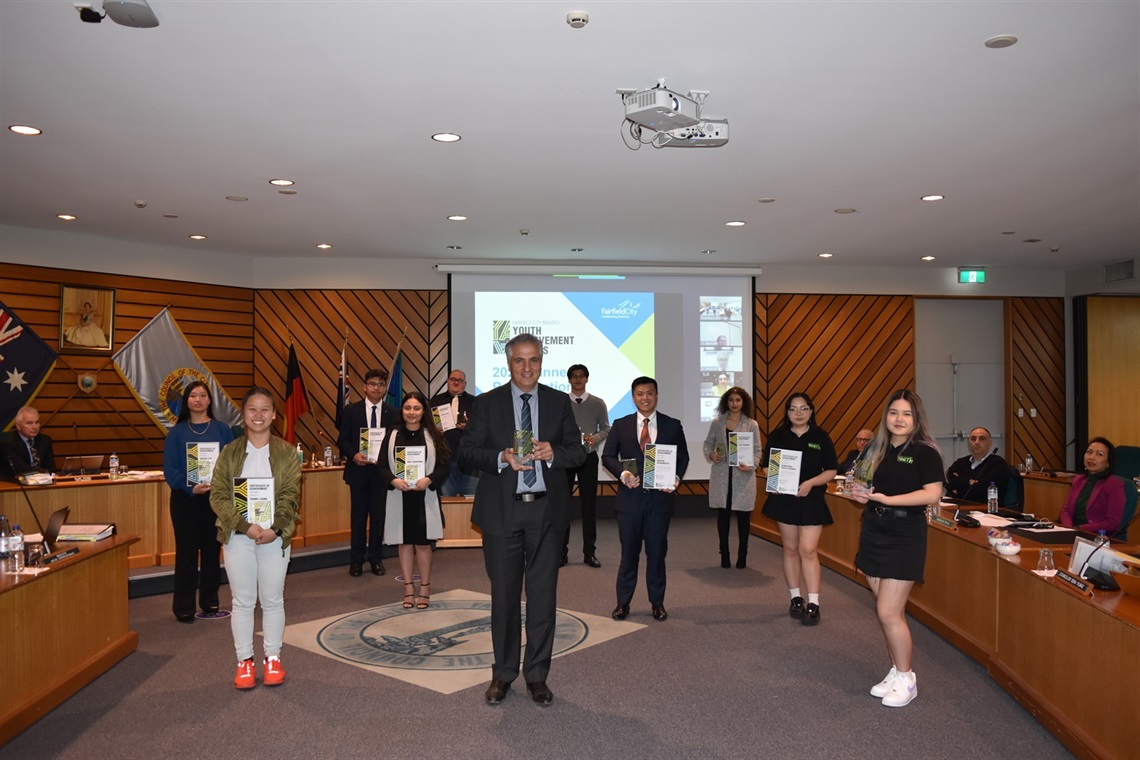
[{"x1": 566, "y1": 11, "x2": 589, "y2": 29}]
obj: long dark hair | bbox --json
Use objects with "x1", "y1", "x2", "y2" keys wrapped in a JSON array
[
  {"x1": 777, "y1": 391, "x2": 824, "y2": 434},
  {"x1": 716, "y1": 387, "x2": 754, "y2": 418},
  {"x1": 176, "y1": 380, "x2": 214, "y2": 424},
  {"x1": 399, "y1": 391, "x2": 449, "y2": 455}
]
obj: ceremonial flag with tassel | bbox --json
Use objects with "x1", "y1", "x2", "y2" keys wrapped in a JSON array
[
  {"x1": 0, "y1": 300, "x2": 58, "y2": 430},
  {"x1": 334, "y1": 336, "x2": 348, "y2": 430},
  {"x1": 283, "y1": 343, "x2": 310, "y2": 444}
]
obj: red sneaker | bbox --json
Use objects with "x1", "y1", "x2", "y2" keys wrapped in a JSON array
[
  {"x1": 234, "y1": 658, "x2": 256, "y2": 690},
  {"x1": 263, "y1": 656, "x2": 285, "y2": 686}
]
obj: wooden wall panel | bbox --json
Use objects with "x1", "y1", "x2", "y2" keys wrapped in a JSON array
[
  {"x1": 754, "y1": 294, "x2": 915, "y2": 459},
  {"x1": 1085, "y1": 296, "x2": 1139, "y2": 446},
  {"x1": 252, "y1": 289, "x2": 450, "y2": 458},
  {"x1": 1008, "y1": 297, "x2": 1066, "y2": 470},
  {"x1": 0, "y1": 263, "x2": 254, "y2": 470}
]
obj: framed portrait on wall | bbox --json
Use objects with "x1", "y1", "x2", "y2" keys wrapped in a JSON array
[{"x1": 59, "y1": 284, "x2": 115, "y2": 353}]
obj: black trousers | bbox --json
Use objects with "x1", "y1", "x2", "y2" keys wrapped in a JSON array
[
  {"x1": 717, "y1": 509, "x2": 751, "y2": 557},
  {"x1": 170, "y1": 489, "x2": 222, "y2": 615},
  {"x1": 349, "y1": 477, "x2": 387, "y2": 564},
  {"x1": 563, "y1": 451, "x2": 599, "y2": 555}
]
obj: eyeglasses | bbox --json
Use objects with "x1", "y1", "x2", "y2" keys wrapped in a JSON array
[
  {"x1": 788, "y1": 406, "x2": 811, "y2": 413},
  {"x1": 364, "y1": 381, "x2": 385, "y2": 389},
  {"x1": 448, "y1": 377, "x2": 466, "y2": 383},
  {"x1": 855, "y1": 438, "x2": 872, "y2": 444}
]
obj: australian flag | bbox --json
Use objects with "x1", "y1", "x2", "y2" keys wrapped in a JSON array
[{"x1": 0, "y1": 300, "x2": 58, "y2": 430}]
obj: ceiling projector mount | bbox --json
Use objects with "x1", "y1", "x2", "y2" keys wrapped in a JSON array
[
  {"x1": 76, "y1": 0, "x2": 160, "y2": 28},
  {"x1": 617, "y1": 79, "x2": 729, "y2": 150}
]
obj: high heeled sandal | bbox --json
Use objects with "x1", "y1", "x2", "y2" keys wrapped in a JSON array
[
  {"x1": 402, "y1": 582, "x2": 415, "y2": 609},
  {"x1": 416, "y1": 582, "x2": 431, "y2": 609}
]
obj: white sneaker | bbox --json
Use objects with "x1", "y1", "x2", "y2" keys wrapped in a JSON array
[
  {"x1": 869, "y1": 667, "x2": 899, "y2": 698},
  {"x1": 881, "y1": 671, "x2": 917, "y2": 707}
]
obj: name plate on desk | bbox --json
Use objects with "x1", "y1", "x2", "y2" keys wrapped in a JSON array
[
  {"x1": 931, "y1": 515, "x2": 958, "y2": 531},
  {"x1": 1055, "y1": 569, "x2": 1092, "y2": 596}
]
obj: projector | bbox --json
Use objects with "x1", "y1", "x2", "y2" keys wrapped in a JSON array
[
  {"x1": 656, "y1": 118, "x2": 729, "y2": 148},
  {"x1": 622, "y1": 86, "x2": 700, "y2": 131},
  {"x1": 102, "y1": 0, "x2": 159, "y2": 28}
]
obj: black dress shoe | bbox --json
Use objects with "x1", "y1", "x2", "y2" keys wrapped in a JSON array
[
  {"x1": 789, "y1": 596, "x2": 805, "y2": 618},
  {"x1": 370, "y1": 561, "x2": 385, "y2": 576},
  {"x1": 736, "y1": 554, "x2": 747, "y2": 569},
  {"x1": 485, "y1": 679, "x2": 511, "y2": 705},
  {"x1": 802, "y1": 602, "x2": 821, "y2": 626},
  {"x1": 584, "y1": 554, "x2": 601, "y2": 568},
  {"x1": 611, "y1": 604, "x2": 630, "y2": 620},
  {"x1": 652, "y1": 604, "x2": 668, "y2": 621},
  {"x1": 349, "y1": 563, "x2": 363, "y2": 577},
  {"x1": 559, "y1": 552, "x2": 569, "y2": 568},
  {"x1": 175, "y1": 612, "x2": 195, "y2": 623},
  {"x1": 526, "y1": 681, "x2": 554, "y2": 706}
]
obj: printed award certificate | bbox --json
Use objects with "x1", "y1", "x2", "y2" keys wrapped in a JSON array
[
  {"x1": 396, "y1": 446, "x2": 427, "y2": 483},
  {"x1": 234, "y1": 477, "x2": 275, "y2": 528},
  {"x1": 728, "y1": 432, "x2": 754, "y2": 467},
  {"x1": 643, "y1": 443, "x2": 678, "y2": 490},
  {"x1": 766, "y1": 448, "x2": 803, "y2": 495},
  {"x1": 433, "y1": 404, "x2": 457, "y2": 431},
  {"x1": 361, "y1": 427, "x2": 387, "y2": 463},
  {"x1": 186, "y1": 442, "x2": 220, "y2": 487}
]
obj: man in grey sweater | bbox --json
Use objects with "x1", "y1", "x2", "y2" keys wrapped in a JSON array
[{"x1": 562, "y1": 364, "x2": 610, "y2": 567}]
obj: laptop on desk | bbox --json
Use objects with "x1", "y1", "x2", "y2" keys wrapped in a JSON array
[{"x1": 60, "y1": 454, "x2": 104, "y2": 475}]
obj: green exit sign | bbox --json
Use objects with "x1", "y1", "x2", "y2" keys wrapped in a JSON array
[{"x1": 958, "y1": 268, "x2": 986, "y2": 284}]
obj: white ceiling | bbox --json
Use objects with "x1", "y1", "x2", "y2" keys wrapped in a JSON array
[{"x1": 1, "y1": 1, "x2": 1138, "y2": 273}]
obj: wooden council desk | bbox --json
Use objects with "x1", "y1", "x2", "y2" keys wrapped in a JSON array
[
  {"x1": 0, "y1": 534, "x2": 139, "y2": 745},
  {"x1": 751, "y1": 486, "x2": 1139, "y2": 760}
]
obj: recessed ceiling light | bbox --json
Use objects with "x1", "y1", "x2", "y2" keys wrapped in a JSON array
[
  {"x1": 758, "y1": 198, "x2": 775, "y2": 204},
  {"x1": 447, "y1": 245, "x2": 462, "y2": 250},
  {"x1": 702, "y1": 249, "x2": 716, "y2": 255},
  {"x1": 225, "y1": 195, "x2": 249, "y2": 202},
  {"x1": 8, "y1": 124, "x2": 42, "y2": 136},
  {"x1": 984, "y1": 35, "x2": 1018, "y2": 49},
  {"x1": 432, "y1": 133, "x2": 462, "y2": 143},
  {"x1": 834, "y1": 208, "x2": 858, "y2": 214},
  {"x1": 163, "y1": 214, "x2": 179, "y2": 219},
  {"x1": 921, "y1": 255, "x2": 936, "y2": 261},
  {"x1": 571, "y1": 248, "x2": 584, "y2": 252},
  {"x1": 725, "y1": 221, "x2": 746, "y2": 227},
  {"x1": 1001, "y1": 231, "x2": 1015, "y2": 235},
  {"x1": 268, "y1": 178, "x2": 294, "y2": 186},
  {"x1": 1022, "y1": 238, "x2": 1042, "y2": 243},
  {"x1": 278, "y1": 189, "x2": 297, "y2": 195},
  {"x1": 447, "y1": 215, "x2": 467, "y2": 221},
  {"x1": 920, "y1": 195, "x2": 945, "y2": 202},
  {"x1": 189, "y1": 234, "x2": 207, "y2": 240},
  {"x1": 818, "y1": 252, "x2": 833, "y2": 258},
  {"x1": 57, "y1": 214, "x2": 77, "y2": 221},
  {"x1": 316, "y1": 243, "x2": 332, "y2": 250}
]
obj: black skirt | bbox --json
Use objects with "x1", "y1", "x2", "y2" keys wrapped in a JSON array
[
  {"x1": 855, "y1": 507, "x2": 927, "y2": 582},
  {"x1": 761, "y1": 491, "x2": 833, "y2": 526}
]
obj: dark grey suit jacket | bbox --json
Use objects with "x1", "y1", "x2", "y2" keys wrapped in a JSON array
[{"x1": 458, "y1": 382, "x2": 585, "y2": 536}]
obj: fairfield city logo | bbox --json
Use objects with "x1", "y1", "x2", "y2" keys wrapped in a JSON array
[{"x1": 601, "y1": 300, "x2": 641, "y2": 318}]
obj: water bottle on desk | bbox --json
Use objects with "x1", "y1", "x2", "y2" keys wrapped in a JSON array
[
  {"x1": 9, "y1": 525, "x2": 23, "y2": 573},
  {"x1": 0, "y1": 515, "x2": 10, "y2": 563},
  {"x1": 1024, "y1": 453, "x2": 1034, "y2": 473},
  {"x1": 1096, "y1": 530, "x2": 1110, "y2": 547},
  {"x1": 987, "y1": 482, "x2": 999, "y2": 514},
  {"x1": 109, "y1": 451, "x2": 120, "y2": 479},
  {"x1": 296, "y1": 442, "x2": 304, "y2": 467},
  {"x1": 323, "y1": 443, "x2": 333, "y2": 467}
]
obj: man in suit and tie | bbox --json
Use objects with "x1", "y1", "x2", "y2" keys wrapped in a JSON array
[
  {"x1": 338, "y1": 369, "x2": 396, "y2": 577},
  {"x1": 429, "y1": 369, "x2": 478, "y2": 496},
  {"x1": 457, "y1": 333, "x2": 585, "y2": 707},
  {"x1": 602, "y1": 377, "x2": 689, "y2": 622},
  {"x1": 1, "y1": 406, "x2": 55, "y2": 480}
]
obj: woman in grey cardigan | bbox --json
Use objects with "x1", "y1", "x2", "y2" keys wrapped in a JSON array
[{"x1": 703, "y1": 387, "x2": 762, "y2": 568}]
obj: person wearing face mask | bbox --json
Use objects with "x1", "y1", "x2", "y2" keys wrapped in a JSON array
[
  {"x1": 1059, "y1": 437, "x2": 1126, "y2": 536},
  {"x1": 378, "y1": 391, "x2": 450, "y2": 609},
  {"x1": 703, "y1": 387, "x2": 761, "y2": 569}
]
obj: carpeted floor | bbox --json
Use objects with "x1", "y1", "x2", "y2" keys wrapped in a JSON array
[{"x1": 5, "y1": 517, "x2": 1073, "y2": 759}]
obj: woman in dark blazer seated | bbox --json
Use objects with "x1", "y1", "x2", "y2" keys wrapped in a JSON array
[{"x1": 1059, "y1": 437, "x2": 1126, "y2": 537}]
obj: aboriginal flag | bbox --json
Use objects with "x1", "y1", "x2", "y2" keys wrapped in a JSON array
[{"x1": 283, "y1": 343, "x2": 309, "y2": 444}]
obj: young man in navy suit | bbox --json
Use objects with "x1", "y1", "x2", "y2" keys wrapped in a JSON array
[
  {"x1": 457, "y1": 333, "x2": 585, "y2": 707},
  {"x1": 337, "y1": 369, "x2": 396, "y2": 577},
  {"x1": 602, "y1": 377, "x2": 689, "y2": 622}
]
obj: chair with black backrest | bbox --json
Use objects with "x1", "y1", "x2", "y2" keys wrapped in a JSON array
[
  {"x1": 1114, "y1": 445, "x2": 1139, "y2": 480},
  {"x1": 1115, "y1": 475, "x2": 1138, "y2": 542},
  {"x1": 1004, "y1": 465, "x2": 1024, "y2": 510}
]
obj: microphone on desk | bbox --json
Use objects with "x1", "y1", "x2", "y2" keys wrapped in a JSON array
[
  {"x1": 72, "y1": 422, "x2": 88, "y2": 479},
  {"x1": 1077, "y1": 537, "x2": 1120, "y2": 590},
  {"x1": 7, "y1": 455, "x2": 50, "y2": 556}
]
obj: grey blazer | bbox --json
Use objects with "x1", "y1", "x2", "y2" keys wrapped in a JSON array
[{"x1": 703, "y1": 415, "x2": 762, "y2": 512}]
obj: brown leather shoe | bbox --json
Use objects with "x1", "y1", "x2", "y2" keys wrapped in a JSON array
[
  {"x1": 526, "y1": 680, "x2": 554, "y2": 706},
  {"x1": 485, "y1": 678, "x2": 511, "y2": 705}
]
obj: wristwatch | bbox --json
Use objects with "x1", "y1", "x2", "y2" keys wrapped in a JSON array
[{"x1": 272, "y1": 527, "x2": 283, "y2": 538}]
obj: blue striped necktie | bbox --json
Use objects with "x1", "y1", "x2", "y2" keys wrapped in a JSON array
[{"x1": 520, "y1": 393, "x2": 536, "y2": 487}]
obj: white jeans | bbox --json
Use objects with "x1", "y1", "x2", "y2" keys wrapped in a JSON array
[{"x1": 223, "y1": 532, "x2": 291, "y2": 661}]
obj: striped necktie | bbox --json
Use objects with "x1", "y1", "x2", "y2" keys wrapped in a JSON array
[{"x1": 520, "y1": 393, "x2": 536, "y2": 487}]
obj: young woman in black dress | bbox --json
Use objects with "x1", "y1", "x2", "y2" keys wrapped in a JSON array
[
  {"x1": 760, "y1": 392, "x2": 839, "y2": 625},
  {"x1": 378, "y1": 391, "x2": 450, "y2": 609},
  {"x1": 850, "y1": 389, "x2": 944, "y2": 708}
]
